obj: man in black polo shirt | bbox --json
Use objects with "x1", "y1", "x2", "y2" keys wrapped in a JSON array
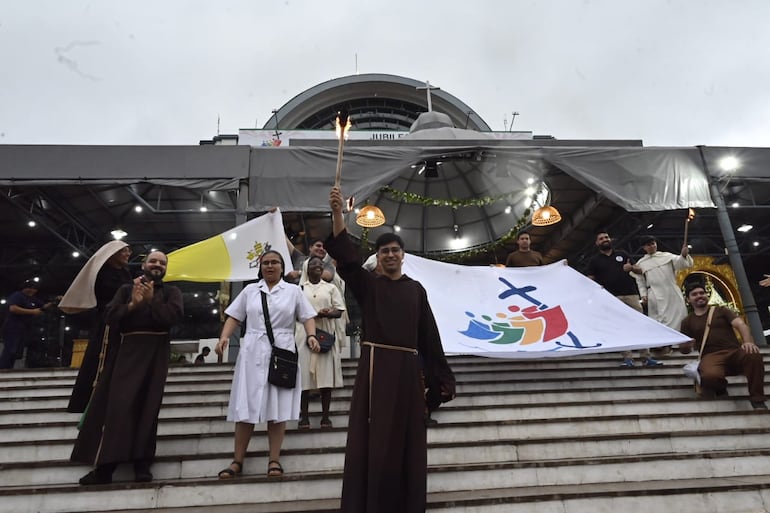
[{"x1": 587, "y1": 232, "x2": 662, "y2": 367}]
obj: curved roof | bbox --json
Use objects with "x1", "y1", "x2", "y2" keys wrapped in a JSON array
[{"x1": 262, "y1": 73, "x2": 491, "y2": 132}]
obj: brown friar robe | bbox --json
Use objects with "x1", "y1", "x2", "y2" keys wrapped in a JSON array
[
  {"x1": 71, "y1": 282, "x2": 183, "y2": 467},
  {"x1": 67, "y1": 264, "x2": 133, "y2": 413},
  {"x1": 326, "y1": 230, "x2": 455, "y2": 513}
]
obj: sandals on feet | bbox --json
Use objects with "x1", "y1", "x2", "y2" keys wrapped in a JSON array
[
  {"x1": 218, "y1": 460, "x2": 243, "y2": 480},
  {"x1": 298, "y1": 417, "x2": 310, "y2": 430},
  {"x1": 320, "y1": 418, "x2": 333, "y2": 429},
  {"x1": 267, "y1": 460, "x2": 284, "y2": 477}
]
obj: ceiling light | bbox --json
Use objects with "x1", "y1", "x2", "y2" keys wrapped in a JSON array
[
  {"x1": 0, "y1": 299, "x2": 5, "y2": 305},
  {"x1": 28, "y1": 220, "x2": 36, "y2": 228},
  {"x1": 394, "y1": 225, "x2": 401, "y2": 232},
  {"x1": 526, "y1": 178, "x2": 535, "y2": 185},
  {"x1": 646, "y1": 224, "x2": 654, "y2": 229},
  {"x1": 719, "y1": 156, "x2": 740, "y2": 172},
  {"x1": 532, "y1": 205, "x2": 562, "y2": 226},
  {"x1": 356, "y1": 205, "x2": 386, "y2": 228},
  {"x1": 72, "y1": 251, "x2": 80, "y2": 258},
  {"x1": 134, "y1": 205, "x2": 143, "y2": 213},
  {"x1": 731, "y1": 202, "x2": 740, "y2": 208},
  {"x1": 753, "y1": 241, "x2": 760, "y2": 247},
  {"x1": 212, "y1": 309, "x2": 219, "y2": 314},
  {"x1": 504, "y1": 206, "x2": 512, "y2": 214},
  {"x1": 449, "y1": 237, "x2": 465, "y2": 249},
  {"x1": 737, "y1": 224, "x2": 753, "y2": 233},
  {"x1": 199, "y1": 206, "x2": 208, "y2": 212},
  {"x1": 111, "y1": 229, "x2": 128, "y2": 240},
  {"x1": 33, "y1": 277, "x2": 40, "y2": 282}
]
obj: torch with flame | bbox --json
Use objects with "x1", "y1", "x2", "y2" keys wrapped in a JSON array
[
  {"x1": 683, "y1": 208, "x2": 696, "y2": 248},
  {"x1": 334, "y1": 110, "x2": 352, "y2": 187}
]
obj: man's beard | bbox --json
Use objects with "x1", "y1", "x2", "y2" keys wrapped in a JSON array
[
  {"x1": 599, "y1": 241, "x2": 612, "y2": 251},
  {"x1": 144, "y1": 269, "x2": 165, "y2": 283}
]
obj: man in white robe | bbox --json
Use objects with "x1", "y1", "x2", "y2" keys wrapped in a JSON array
[{"x1": 630, "y1": 235, "x2": 693, "y2": 329}]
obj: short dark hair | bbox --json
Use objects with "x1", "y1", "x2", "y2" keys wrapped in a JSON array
[
  {"x1": 375, "y1": 232, "x2": 404, "y2": 251},
  {"x1": 517, "y1": 230, "x2": 530, "y2": 240},
  {"x1": 307, "y1": 255, "x2": 324, "y2": 266},
  {"x1": 640, "y1": 235, "x2": 657, "y2": 246},
  {"x1": 308, "y1": 238, "x2": 324, "y2": 247},
  {"x1": 685, "y1": 282, "x2": 706, "y2": 297}
]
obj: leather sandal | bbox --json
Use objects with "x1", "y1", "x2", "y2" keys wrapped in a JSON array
[
  {"x1": 267, "y1": 460, "x2": 284, "y2": 477},
  {"x1": 320, "y1": 418, "x2": 333, "y2": 429},
  {"x1": 218, "y1": 460, "x2": 243, "y2": 480}
]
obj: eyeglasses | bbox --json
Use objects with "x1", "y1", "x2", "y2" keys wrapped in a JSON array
[
  {"x1": 377, "y1": 247, "x2": 402, "y2": 255},
  {"x1": 261, "y1": 260, "x2": 282, "y2": 266}
]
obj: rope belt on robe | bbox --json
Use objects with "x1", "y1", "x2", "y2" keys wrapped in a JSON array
[
  {"x1": 92, "y1": 330, "x2": 169, "y2": 464},
  {"x1": 361, "y1": 341, "x2": 418, "y2": 423}
]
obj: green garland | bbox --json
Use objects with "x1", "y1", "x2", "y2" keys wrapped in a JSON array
[
  {"x1": 359, "y1": 227, "x2": 371, "y2": 251},
  {"x1": 355, "y1": 207, "x2": 532, "y2": 263},
  {"x1": 355, "y1": 183, "x2": 545, "y2": 262},
  {"x1": 381, "y1": 185, "x2": 524, "y2": 209},
  {"x1": 435, "y1": 208, "x2": 531, "y2": 262}
]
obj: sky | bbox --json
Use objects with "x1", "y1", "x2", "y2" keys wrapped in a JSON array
[{"x1": 2, "y1": 0, "x2": 769, "y2": 147}]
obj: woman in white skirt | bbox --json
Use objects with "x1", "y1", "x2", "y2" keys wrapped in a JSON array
[
  {"x1": 296, "y1": 256, "x2": 346, "y2": 429},
  {"x1": 215, "y1": 250, "x2": 320, "y2": 478}
]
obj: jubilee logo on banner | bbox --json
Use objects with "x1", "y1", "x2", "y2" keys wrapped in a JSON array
[
  {"x1": 401, "y1": 256, "x2": 691, "y2": 359},
  {"x1": 459, "y1": 275, "x2": 590, "y2": 351}
]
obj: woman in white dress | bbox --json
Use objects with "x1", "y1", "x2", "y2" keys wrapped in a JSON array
[
  {"x1": 296, "y1": 256, "x2": 346, "y2": 429},
  {"x1": 215, "y1": 250, "x2": 320, "y2": 478}
]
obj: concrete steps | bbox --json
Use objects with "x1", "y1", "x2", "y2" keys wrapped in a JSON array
[{"x1": 0, "y1": 351, "x2": 769, "y2": 512}]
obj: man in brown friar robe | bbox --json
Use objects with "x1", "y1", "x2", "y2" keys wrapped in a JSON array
[
  {"x1": 71, "y1": 251, "x2": 183, "y2": 485},
  {"x1": 326, "y1": 186, "x2": 456, "y2": 513}
]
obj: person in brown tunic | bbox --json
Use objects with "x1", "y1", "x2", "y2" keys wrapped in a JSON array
[
  {"x1": 326, "y1": 186, "x2": 456, "y2": 513},
  {"x1": 71, "y1": 251, "x2": 183, "y2": 485},
  {"x1": 505, "y1": 231, "x2": 543, "y2": 267},
  {"x1": 679, "y1": 282, "x2": 766, "y2": 409}
]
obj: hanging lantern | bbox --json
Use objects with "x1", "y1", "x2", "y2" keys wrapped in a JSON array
[
  {"x1": 356, "y1": 205, "x2": 386, "y2": 228},
  {"x1": 531, "y1": 205, "x2": 562, "y2": 226}
]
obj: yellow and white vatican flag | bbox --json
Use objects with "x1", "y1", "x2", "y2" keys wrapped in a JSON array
[{"x1": 165, "y1": 209, "x2": 291, "y2": 282}]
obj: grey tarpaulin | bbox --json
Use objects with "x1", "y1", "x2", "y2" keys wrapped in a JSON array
[{"x1": 248, "y1": 145, "x2": 717, "y2": 212}]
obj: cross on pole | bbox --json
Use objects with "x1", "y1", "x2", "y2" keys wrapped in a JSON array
[{"x1": 416, "y1": 80, "x2": 440, "y2": 112}]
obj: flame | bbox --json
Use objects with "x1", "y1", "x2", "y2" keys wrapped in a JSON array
[
  {"x1": 687, "y1": 208, "x2": 696, "y2": 221},
  {"x1": 335, "y1": 114, "x2": 352, "y2": 140}
]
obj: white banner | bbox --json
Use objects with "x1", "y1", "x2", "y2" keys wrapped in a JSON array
[
  {"x1": 238, "y1": 129, "x2": 533, "y2": 147},
  {"x1": 401, "y1": 256, "x2": 692, "y2": 359}
]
